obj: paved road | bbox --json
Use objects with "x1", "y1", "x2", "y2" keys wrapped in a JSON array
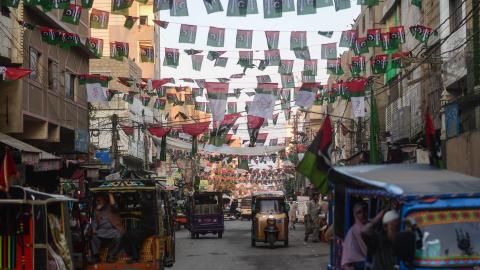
[{"x1": 172, "y1": 220, "x2": 330, "y2": 270}]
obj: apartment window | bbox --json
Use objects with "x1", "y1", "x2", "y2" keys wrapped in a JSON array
[
  {"x1": 450, "y1": 0, "x2": 462, "y2": 31},
  {"x1": 65, "y1": 72, "x2": 76, "y2": 100},
  {"x1": 139, "y1": 15, "x2": 148, "y2": 25},
  {"x1": 48, "y1": 59, "x2": 58, "y2": 91},
  {"x1": 29, "y1": 47, "x2": 41, "y2": 81}
]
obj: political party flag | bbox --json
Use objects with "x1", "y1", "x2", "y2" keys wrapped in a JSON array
[
  {"x1": 255, "y1": 60, "x2": 266, "y2": 71},
  {"x1": 302, "y1": 72, "x2": 316, "y2": 83},
  {"x1": 215, "y1": 57, "x2": 228, "y2": 67},
  {"x1": 247, "y1": 0, "x2": 259, "y2": 14},
  {"x1": 123, "y1": 16, "x2": 138, "y2": 29},
  {"x1": 228, "y1": 102, "x2": 237, "y2": 113},
  {"x1": 110, "y1": 42, "x2": 129, "y2": 61},
  {"x1": 264, "y1": 49, "x2": 281, "y2": 66},
  {"x1": 52, "y1": 0, "x2": 70, "y2": 9},
  {"x1": 195, "y1": 101, "x2": 206, "y2": 111},
  {"x1": 247, "y1": 115, "x2": 265, "y2": 146},
  {"x1": 347, "y1": 84, "x2": 365, "y2": 118},
  {"x1": 40, "y1": 27, "x2": 57, "y2": 45},
  {"x1": 357, "y1": 0, "x2": 378, "y2": 5},
  {"x1": 153, "y1": 0, "x2": 170, "y2": 12},
  {"x1": 59, "y1": 32, "x2": 81, "y2": 49},
  {"x1": 272, "y1": 113, "x2": 279, "y2": 125},
  {"x1": 140, "y1": 95, "x2": 151, "y2": 106},
  {"x1": 296, "y1": 82, "x2": 320, "y2": 108},
  {"x1": 0, "y1": 148, "x2": 18, "y2": 192},
  {"x1": 297, "y1": 0, "x2": 316, "y2": 15},
  {"x1": 290, "y1": 31, "x2": 307, "y2": 50},
  {"x1": 333, "y1": 82, "x2": 348, "y2": 100},
  {"x1": 321, "y1": 42, "x2": 337, "y2": 59},
  {"x1": 153, "y1": 19, "x2": 169, "y2": 28},
  {"x1": 192, "y1": 88, "x2": 204, "y2": 98},
  {"x1": 163, "y1": 48, "x2": 179, "y2": 67},
  {"x1": 90, "y1": 9, "x2": 109, "y2": 29},
  {"x1": 294, "y1": 48, "x2": 311, "y2": 60},
  {"x1": 170, "y1": 0, "x2": 188, "y2": 16},
  {"x1": 184, "y1": 49, "x2": 202, "y2": 55},
  {"x1": 81, "y1": 0, "x2": 93, "y2": 8},
  {"x1": 207, "y1": 27, "x2": 225, "y2": 47},
  {"x1": 256, "y1": 75, "x2": 272, "y2": 83},
  {"x1": 316, "y1": 0, "x2": 333, "y2": 7},
  {"x1": 111, "y1": 0, "x2": 133, "y2": 13},
  {"x1": 283, "y1": 0, "x2": 295, "y2": 11},
  {"x1": 350, "y1": 56, "x2": 366, "y2": 77},
  {"x1": 339, "y1": 30, "x2": 357, "y2": 47},
  {"x1": 192, "y1": 55, "x2": 204, "y2": 71},
  {"x1": 0, "y1": 67, "x2": 31, "y2": 81},
  {"x1": 122, "y1": 92, "x2": 134, "y2": 104},
  {"x1": 367, "y1": 28, "x2": 382, "y2": 47},
  {"x1": 79, "y1": 74, "x2": 111, "y2": 87},
  {"x1": 344, "y1": 78, "x2": 367, "y2": 97},
  {"x1": 389, "y1": 26, "x2": 406, "y2": 48},
  {"x1": 263, "y1": 0, "x2": 282, "y2": 18},
  {"x1": 166, "y1": 93, "x2": 177, "y2": 104},
  {"x1": 303, "y1": 59, "x2": 317, "y2": 76},
  {"x1": 238, "y1": 51, "x2": 253, "y2": 67},
  {"x1": 410, "y1": 24, "x2": 432, "y2": 43},
  {"x1": 381, "y1": 32, "x2": 391, "y2": 51},
  {"x1": 210, "y1": 113, "x2": 241, "y2": 146},
  {"x1": 61, "y1": 4, "x2": 82, "y2": 24},
  {"x1": 236, "y1": 29, "x2": 253, "y2": 49},
  {"x1": 205, "y1": 82, "x2": 229, "y2": 121},
  {"x1": 203, "y1": 0, "x2": 223, "y2": 13},
  {"x1": 227, "y1": 0, "x2": 248, "y2": 16},
  {"x1": 352, "y1": 36, "x2": 368, "y2": 55},
  {"x1": 183, "y1": 121, "x2": 210, "y2": 154},
  {"x1": 140, "y1": 45, "x2": 154, "y2": 62},
  {"x1": 391, "y1": 51, "x2": 410, "y2": 69},
  {"x1": 281, "y1": 74, "x2": 295, "y2": 88},
  {"x1": 371, "y1": 54, "x2": 388, "y2": 74},
  {"x1": 296, "y1": 115, "x2": 332, "y2": 194},
  {"x1": 2, "y1": 0, "x2": 20, "y2": 7},
  {"x1": 334, "y1": 0, "x2": 350, "y2": 11},
  {"x1": 179, "y1": 24, "x2": 197, "y2": 44},
  {"x1": 207, "y1": 51, "x2": 226, "y2": 61},
  {"x1": 326, "y1": 59, "x2": 344, "y2": 75},
  {"x1": 318, "y1": 30, "x2": 333, "y2": 38},
  {"x1": 279, "y1": 60, "x2": 294, "y2": 74},
  {"x1": 249, "y1": 83, "x2": 277, "y2": 119},
  {"x1": 265, "y1": 31, "x2": 280, "y2": 49}
]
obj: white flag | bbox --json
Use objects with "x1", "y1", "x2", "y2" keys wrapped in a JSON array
[
  {"x1": 295, "y1": 90, "x2": 316, "y2": 108},
  {"x1": 249, "y1": 93, "x2": 276, "y2": 119},
  {"x1": 86, "y1": 83, "x2": 107, "y2": 103},
  {"x1": 209, "y1": 99, "x2": 227, "y2": 121},
  {"x1": 351, "y1": 96, "x2": 365, "y2": 118}
]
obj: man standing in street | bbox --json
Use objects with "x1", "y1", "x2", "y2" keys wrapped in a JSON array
[
  {"x1": 90, "y1": 193, "x2": 124, "y2": 263},
  {"x1": 288, "y1": 197, "x2": 297, "y2": 230},
  {"x1": 304, "y1": 192, "x2": 321, "y2": 242}
]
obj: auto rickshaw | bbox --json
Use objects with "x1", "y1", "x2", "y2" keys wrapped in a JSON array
[
  {"x1": 86, "y1": 179, "x2": 176, "y2": 270},
  {"x1": 327, "y1": 164, "x2": 480, "y2": 270},
  {"x1": 251, "y1": 191, "x2": 289, "y2": 248},
  {"x1": 186, "y1": 192, "x2": 224, "y2": 239},
  {"x1": 240, "y1": 197, "x2": 252, "y2": 221},
  {"x1": 0, "y1": 185, "x2": 76, "y2": 270}
]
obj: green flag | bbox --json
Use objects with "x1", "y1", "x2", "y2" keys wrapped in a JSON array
[
  {"x1": 154, "y1": 98, "x2": 166, "y2": 110},
  {"x1": 179, "y1": 24, "x2": 197, "y2": 44},
  {"x1": 111, "y1": 0, "x2": 133, "y2": 13},
  {"x1": 124, "y1": 16, "x2": 138, "y2": 29},
  {"x1": 81, "y1": 0, "x2": 93, "y2": 8},
  {"x1": 294, "y1": 48, "x2": 311, "y2": 60},
  {"x1": 207, "y1": 50, "x2": 225, "y2": 60},
  {"x1": 283, "y1": 0, "x2": 295, "y2": 11},
  {"x1": 411, "y1": 0, "x2": 421, "y2": 8},
  {"x1": 110, "y1": 42, "x2": 129, "y2": 61},
  {"x1": 326, "y1": 59, "x2": 344, "y2": 75},
  {"x1": 59, "y1": 32, "x2": 81, "y2": 49},
  {"x1": 203, "y1": 0, "x2": 223, "y2": 13},
  {"x1": 153, "y1": 0, "x2": 170, "y2": 12},
  {"x1": 409, "y1": 24, "x2": 432, "y2": 43},
  {"x1": 316, "y1": 0, "x2": 333, "y2": 8},
  {"x1": 170, "y1": 0, "x2": 189, "y2": 16},
  {"x1": 61, "y1": 4, "x2": 82, "y2": 25},
  {"x1": 389, "y1": 26, "x2": 406, "y2": 48},
  {"x1": 214, "y1": 57, "x2": 228, "y2": 67},
  {"x1": 357, "y1": 0, "x2": 378, "y2": 5},
  {"x1": 90, "y1": 9, "x2": 109, "y2": 29},
  {"x1": 236, "y1": 29, "x2": 253, "y2": 49},
  {"x1": 371, "y1": 54, "x2": 388, "y2": 74},
  {"x1": 369, "y1": 88, "x2": 380, "y2": 164},
  {"x1": 227, "y1": 0, "x2": 248, "y2": 16},
  {"x1": 297, "y1": 0, "x2": 316, "y2": 15},
  {"x1": 263, "y1": 0, "x2": 282, "y2": 18},
  {"x1": 350, "y1": 56, "x2": 366, "y2": 77},
  {"x1": 163, "y1": 48, "x2": 179, "y2": 67},
  {"x1": 40, "y1": 27, "x2": 57, "y2": 45},
  {"x1": 238, "y1": 51, "x2": 253, "y2": 67},
  {"x1": 207, "y1": 27, "x2": 225, "y2": 47},
  {"x1": 53, "y1": 0, "x2": 70, "y2": 9},
  {"x1": 352, "y1": 37, "x2": 369, "y2": 55},
  {"x1": 367, "y1": 28, "x2": 382, "y2": 47},
  {"x1": 296, "y1": 116, "x2": 332, "y2": 194},
  {"x1": 334, "y1": 0, "x2": 350, "y2": 11},
  {"x1": 279, "y1": 60, "x2": 293, "y2": 74},
  {"x1": 192, "y1": 55, "x2": 204, "y2": 71}
]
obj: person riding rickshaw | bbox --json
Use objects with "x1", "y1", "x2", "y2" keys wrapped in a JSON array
[
  {"x1": 85, "y1": 179, "x2": 176, "y2": 270},
  {"x1": 251, "y1": 191, "x2": 289, "y2": 248}
]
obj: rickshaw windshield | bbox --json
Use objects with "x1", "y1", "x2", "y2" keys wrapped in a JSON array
[
  {"x1": 257, "y1": 199, "x2": 284, "y2": 214},
  {"x1": 193, "y1": 194, "x2": 220, "y2": 215},
  {"x1": 407, "y1": 209, "x2": 480, "y2": 268}
]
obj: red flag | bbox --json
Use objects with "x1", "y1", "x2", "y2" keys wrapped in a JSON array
[
  {"x1": 151, "y1": 78, "x2": 173, "y2": 89},
  {"x1": 120, "y1": 125, "x2": 134, "y2": 136},
  {"x1": 247, "y1": 115, "x2": 265, "y2": 129},
  {"x1": 148, "y1": 127, "x2": 171, "y2": 137},
  {"x1": 0, "y1": 148, "x2": 18, "y2": 192},
  {"x1": 344, "y1": 78, "x2": 367, "y2": 96},
  {"x1": 1, "y1": 67, "x2": 32, "y2": 81},
  {"x1": 182, "y1": 121, "x2": 211, "y2": 137},
  {"x1": 425, "y1": 111, "x2": 435, "y2": 152}
]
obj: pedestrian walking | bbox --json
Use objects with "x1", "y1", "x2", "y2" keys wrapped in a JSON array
[
  {"x1": 304, "y1": 192, "x2": 321, "y2": 242},
  {"x1": 288, "y1": 197, "x2": 297, "y2": 230}
]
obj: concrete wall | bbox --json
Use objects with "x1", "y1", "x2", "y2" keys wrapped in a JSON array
[{"x1": 446, "y1": 130, "x2": 480, "y2": 177}]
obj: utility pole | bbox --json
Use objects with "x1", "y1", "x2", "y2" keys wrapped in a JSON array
[
  {"x1": 293, "y1": 111, "x2": 299, "y2": 193},
  {"x1": 142, "y1": 109, "x2": 149, "y2": 171},
  {"x1": 111, "y1": 113, "x2": 119, "y2": 171}
]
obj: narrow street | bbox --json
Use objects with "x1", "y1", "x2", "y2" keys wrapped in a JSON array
[{"x1": 173, "y1": 220, "x2": 330, "y2": 270}]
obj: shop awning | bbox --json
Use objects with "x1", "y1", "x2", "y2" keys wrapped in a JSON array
[{"x1": 0, "y1": 132, "x2": 62, "y2": 171}]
